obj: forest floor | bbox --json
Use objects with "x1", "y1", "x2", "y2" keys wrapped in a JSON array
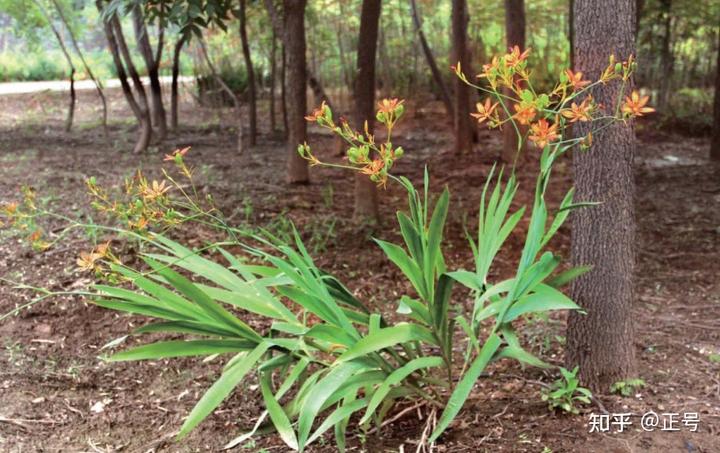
[{"x1": 0, "y1": 87, "x2": 718, "y2": 453}]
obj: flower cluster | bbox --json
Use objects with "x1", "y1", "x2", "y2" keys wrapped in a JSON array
[
  {"x1": 76, "y1": 240, "x2": 121, "y2": 277},
  {"x1": 0, "y1": 186, "x2": 50, "y2": 251},
  {"x1": 85, "y1": 147, "x2": 200, "y2": 234},
  {"x1": 462, "y1": 48, "x2": 653, "y2": 152},
  {"x1": 299, "y1": 100, "x2": 405, "y2": 187}
]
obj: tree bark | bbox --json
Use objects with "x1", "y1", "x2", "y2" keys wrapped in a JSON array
[
  {"x1": 239, "y1": 0, "x2": 257, "y2": 145},
  {"x1": 657, "y1": 0, "x2": 673, "y2": 112},
  {"x1": 198, "y1": 38, "x2": 243, "y2": 154},
  {"x1": 170, "y1": 34, "x2": 187, "y2": 132},
  {"x1": 503, "y1": 0, "x2": 527, "y2": 162},
  {"x1": 410, "y1": 0, "x2": 453, "y2": 118},
  {"x1": 33, "y1": 0, "x2": 75, "y2": 132},
  {"x1": 112, "y1": 13, "x2": 153, "y2": 152},
  {"x1": 269, "y1": 30, "x2": 277, "y2": 132},
  {"x1": 281, "y1": 43, "x2": 289, "y2": 139},
  {"x1": 99, "y1": 6, "x2": 150, "y2": 153},
  {"x1": 54, "y1": 0, "x2": 108, "y2": 136},
  {"x1": 133, "y1": 6, "x2": 167, "y2": 142},
  {"x1": 451, "y1": 0, "x2": 472, "y2": 154},
  {"x1": 353, "y1": 0, "x2": 382, "y2": 222},
  {"x1": 711, "y1": 30, "x2": 720, "y2": 160},
  {"x1": 264, "y1": 0, "x2": 335, "y2": 115},
  {"x1": 283, "y1": 0, "x2": 309, "y2": 183},
  {"x1": 566, "y1": 0, "x2": 637, "y2": 391}
]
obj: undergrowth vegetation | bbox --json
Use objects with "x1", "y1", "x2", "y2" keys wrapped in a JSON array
[{"x1": 0, "y1": 49, "x2": 649, "y2": 450}]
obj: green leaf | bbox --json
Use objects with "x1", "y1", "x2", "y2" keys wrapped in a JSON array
[
  {"x1": 424, "y1": 188, "x2": 450, "y2": 294},
  {"x1": 374, "y1": 239, "x2": 427, "y2": 299},
  {"x1": 496, "y1": 345, "x2": 549, "y2": 368},
  {"x1": 108, "y1": 339, "x2": 255, "y2": 362},
  {"x1": 429, "y1": 334, "x2": 502, "y2": 443},
  {"x1": 178, "y1": 342, "x2": 270, "y2": 439},
  {"x1": 297, "y1": 361, "x2": 366, "y2": 450},
  {"x1": 545, "y1": 266, "x2": 592, "y2": 288},
  {"x1": 336, "y1": 323, "x2": 438, "y2": 363},
  {"x1": 360, "y1": 356, "x2": 444, "y2": 424},
  {"x1": 133, "y1": 320, "x2": 240, "y2": 338},
  {"x1": 306, "y1": 398, "x2": 368, "y2": 447},
  {"x1": 504, "y1": 284, "x2": 580, "y2": 322},
  {"x1": 260, "y1": 372, "x2": 298, "y2": 450}
]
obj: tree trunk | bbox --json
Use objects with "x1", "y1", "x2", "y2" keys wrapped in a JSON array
[
  {"x1": 133, "y1": 6, "x2": 167, "y2": 142},
  {"x1": 269, "y1": 30, "x2": 277, "y2": 132},
  {"x1": 568, "y1": 0, "x2": 574, "y2": 70},
  {"x1": 451, "y1": 0, "x2": 472, "y2": 154},
  {"x1": 264, "y1": 0, "x2": 336, "y2": 116},
  {"x1": 566, "y1": 0, "x2": 637, "y2": 391},
  {"x1": 33, "y1": 0, "x2": 76, "y2": 132},
  {"x1": 353, "y1": 0, "x2": 382, "y2": 222},
  {"x1": 281, "y1": 43, "x2": 289, "y2": 139},
  {"x1": 112, "y1": 13, "x2": 153, "y2": 153},
  {"x1": 503, "y1": 0, "x2": 527, "y2": 163},
  {"x1": 170, "y1": 34, "x2": 187, "y2": 132},
  {"x1": 198, "y1": 38, "x2": 243, "y2": 154},
  {"x1": 711, "y1": 31, "x2": 720, "y2": 160},
  {"x1": 55, "y1": 0, "x2": 108, "y2": 136},
  {"x1": 100, "y1": 7, "x2": 150, "y2": 153},
  {"x1": 239, "y1": 0, "x2": 257, "y2": 145},
  {"x1": 410, "y1": 0, "x2": 453, "y2": 118},
  {"x1": 657, "y1": 0, "x2": 673, "y2": 112},
  {"x1": 283, "y1": 0, "x2": 309, "y2": 183}
]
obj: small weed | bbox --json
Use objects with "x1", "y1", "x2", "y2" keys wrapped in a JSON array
[
  {"x1": 542, "y1": 366, "x2": 592, "y2": 414},
  {"x1": 610, "y1": 378, "x2": 646, "y2": 396}
]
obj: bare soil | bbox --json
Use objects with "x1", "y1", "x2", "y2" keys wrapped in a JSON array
[{"x1": 0, "y1": 87, "x2": 718, "y2": 452}]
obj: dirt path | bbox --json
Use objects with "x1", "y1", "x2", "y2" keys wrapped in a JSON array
[
  {"x1": 0, "y1": 76, "x2": 193, "y2": 95},
  {"x1": 0, "y1": 88, "x2": 718, "y2": 452}
]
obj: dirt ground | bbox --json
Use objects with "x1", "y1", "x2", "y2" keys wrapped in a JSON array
[{"x1": 0, "y1": 86, "x2": 718, "y2": 453}]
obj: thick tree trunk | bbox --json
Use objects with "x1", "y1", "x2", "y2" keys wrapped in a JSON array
[
  {"x1": 451, "y1": 0, "x2": 472, "y2": 154},
  {"x1": 503, "y1": 0, "x2": 527, "y2": 163},
  {"x1": 264, "y1": 0, "x2": 335, "y2": 117},
  {"x1": 711, "y1": 31, "x2": 720, "y2": 160},
  {"x1": 269, "y1": 30, "x2": 277, "y2": 132},
  {"x1": 239, "y1": 0, "x2": 257, "y2": 145},
  {"x1": 410, "y1": 0, "x2": 453, "y2": 118},
  {"x1": 283, "y1": 0, "x2": 309, "y2": 183},
  {"x1": 133, "y1": 7, "x2": 167, "y2": 142},
  {"x1": 566, "y1": 0, "x2": 637, "y2": 391},
  {"x1": 170, "y1": 34, "x2": 187, "y2": 132},
  {"x1": 353, "y1": 0, "x2": 382, "y2": 222}
]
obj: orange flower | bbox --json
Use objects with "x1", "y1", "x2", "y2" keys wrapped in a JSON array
[
  {"x1": 564, "y1": 69, "x2": 590, "y2": 91},
  {"x1": 142, "y1": 180, "x2": 170, "y2": 200},
  {"x1": 163, "y1": 146, "x2": 190, "y2": 161},
  {"x1": 360, "y1": 158, "x2": 384, "y2": 177},
  {"x1": 504, "y1": 45, "x2": 531, "y2": 68},
  {"x1": 622, "y1": 91, "x2": 654, "y2": 117},
  {"x1": 561, "y1": 97, "x2": 594, "y2": 122},
  {"x1": 512, "y1": 103, "x2": 537, "y2": 125},
  {"x1": 470, "y1": 98, "x2": 499, "y2": 124},
  {"x1": 529, "y1": 119, "x2": 560, "y2": 148},
  {"x1": 377, "y1": 98, "x2": 404, "y2": 115},
  {"x1": 2, "y1": 201, "x2": 18, "y2": 215},
  {"x1": 305, "y1": 101, "x2": 328, "y2": 122}
]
